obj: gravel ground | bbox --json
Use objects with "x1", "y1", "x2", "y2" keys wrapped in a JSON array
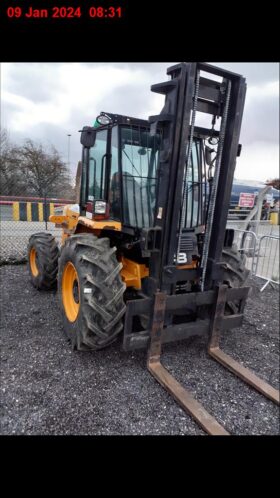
[{"x1": 0, "y1": 264, "x2": 279, "y2": 435}]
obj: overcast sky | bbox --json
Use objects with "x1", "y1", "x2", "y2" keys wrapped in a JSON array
[{"x1": 1, "y1": 62, "x2": 279, "y2": 183}]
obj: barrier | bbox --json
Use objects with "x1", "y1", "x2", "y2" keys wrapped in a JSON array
[
  {"x1": 227, "y1": 219, "x2": 279, "y2": 238},
  {"x1": 12, "y1": 202, "x2": 55, "y2": 221},
  {"x1": 231, "y1": 228, "x2": 258, "y2": 273},
  {"x1": 0, "y1": 193, "x2": 75, "y2": 263},
  {"x1": 226, "y1": 223, "x2": 279, "y2": 291},
  {"x1": 254, "y1": 235, "x2": 280, "y2": 291}
]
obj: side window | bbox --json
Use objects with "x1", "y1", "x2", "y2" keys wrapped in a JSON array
[
  {"x1": 109, "y1": 126, "x2": 121, "y2": 220},
  {"x1": 88, "y1": 129, "x2": 108, "y2": 200},
  {"x1": 80, "y1": 147, "x2": 88, "y2": 207}
]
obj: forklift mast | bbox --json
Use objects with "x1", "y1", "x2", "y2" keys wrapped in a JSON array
[
  {"x1": 148, "y1": 62, "x2": 246, "y2": 294},
  {"x1": 143, "y1": 63, "x2": 278, "y2": 434}
]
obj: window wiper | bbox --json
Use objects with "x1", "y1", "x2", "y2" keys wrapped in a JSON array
[{"x1": 122, "y1": 148, "x2": 141, "y2": 177}]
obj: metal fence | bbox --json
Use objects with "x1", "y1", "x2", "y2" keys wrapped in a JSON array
[
  {"x1": 0, "y1": 197, "x2": 73, "y2": 263},
  {"x1": 226, "y1": 219, "x2": 280, "y2": 238},
  {"x1": 227, "y1": 220, "x2": 280, "y2": 291},
  {"x1": 255, "y1": 236, "x2": 280, "y2": 291},
  {"x1": 230, "y1": 228, "x2": 258, "y2": 272},
  {"x1": 1, "y1": 204, "x2": 279, "y2": 292}
]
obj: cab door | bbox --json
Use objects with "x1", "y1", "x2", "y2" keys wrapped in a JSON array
[
  {"x1": 80, "y1": 128, "x2": 109, "y2": 215},
  {"x1": 88, "y1": 128, "x2": 109, "y2": 201}
]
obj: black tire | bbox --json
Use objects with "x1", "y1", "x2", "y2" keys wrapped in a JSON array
[
  {"x1": 27, "y1": 232, "x2": 59, "y2": 290},
  {"x1": 222, "y1": 244, "x2": 250, "y2": 287},
  {"x1": 222, "y1": 243, "x2": 250, "y2": 313},
  {"x1": 57, "y1": 234, "x2": 126, "y2": 351}
]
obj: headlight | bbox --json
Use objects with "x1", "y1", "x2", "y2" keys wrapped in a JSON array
[{"x1": 94, "y1": 201, "x2": 107, "y2": 214}]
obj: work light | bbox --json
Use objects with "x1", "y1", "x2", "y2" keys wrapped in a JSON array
[{"x1": 94, "y1": 201, "x2": 107, "y2": 214}]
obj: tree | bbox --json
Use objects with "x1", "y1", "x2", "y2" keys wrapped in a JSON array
[
  {"x1": 75, "y1": 161, "x2": 82, "y2": 203},
  {"x1": 19, "y1": 139, "x2": 74, "y2": 198},
  {"x1": 0, "y1": 129, "x2": 23, "y2": 195},
  {"x1": 266, "y1": 178, "x2": 280, "y2": 190},
  {"x1": 0, "y1": 130, "x2": 75, "y2": 199}
]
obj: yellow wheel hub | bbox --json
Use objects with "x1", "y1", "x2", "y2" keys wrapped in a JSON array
[
  {"x1": 62, "y1": 262, "x2": 80, "y2": 322},
  {"x1": 30, "y1": 247, "x2": 39, "y2": 277}
]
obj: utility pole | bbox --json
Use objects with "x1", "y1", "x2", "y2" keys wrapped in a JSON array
[{"x1": 67, "y1": 134, "x2": 71, "y2": 169}]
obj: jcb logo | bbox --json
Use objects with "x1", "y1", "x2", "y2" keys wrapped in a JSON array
[{"x1": 176, "y1": 253, "x2": 188, "y2": 264}]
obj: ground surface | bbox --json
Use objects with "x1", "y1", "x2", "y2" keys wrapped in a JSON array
[{"x1": 0, "y1": 265, "x2": 279, "y2": 435}]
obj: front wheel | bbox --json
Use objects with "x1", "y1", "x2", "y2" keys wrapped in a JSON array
[{"x1": 57, "y1": 234, "x2": 126, "y2": 350}]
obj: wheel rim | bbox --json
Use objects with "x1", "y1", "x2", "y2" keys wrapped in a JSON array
[
  {"x1": 62, "y1": 262, "x2": 80, "y2": 322},
  {"x1": 30, "y1": 247, "x2": 39, "y2": 277}
]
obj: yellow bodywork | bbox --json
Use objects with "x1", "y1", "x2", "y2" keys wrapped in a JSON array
[
  {"x1": 77, "y1": 216, "x2": 122, "y2": 232},
  {"x1": 48, "y1": 206, "x2": 199, "y2": 289},
  {"x1": 49, "y1": 206, "x2": 199, "y2": 289},
  {"x1": 121, "y1": 257, "x2": 149, "y2": 289},
  {"x1": 49, "y1": 206, "x2": 122, "y2": 234},
  {"x1": 178, "y1": 261, "x2": 197, "y2": 270},
  {"x1": 49, "y1": 206, "x2": 147, "y2": 289},
  {"x1": 49, "y1": 204, "x2": 80, "y2": 231}
]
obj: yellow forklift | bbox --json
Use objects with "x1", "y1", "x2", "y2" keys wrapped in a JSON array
[{"x1": 28, "y1": 63, "x2": 279, "y2": 434}]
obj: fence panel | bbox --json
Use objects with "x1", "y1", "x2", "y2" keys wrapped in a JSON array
[
  {"x1": 255, "y1": 235, "x2": 280, "y2": 290},
  {"x1": 230, "y1": 228, "x2": 258, "y2": 272},
  {"x1": 227, "y1": 219, "x2": 279, "y2": 238},
  {"x1": 0, "y1": 199, "x2": 72, "y2": 263}
]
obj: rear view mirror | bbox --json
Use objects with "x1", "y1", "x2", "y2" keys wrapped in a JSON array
[
  {"x1": 80, "y1": 126, "x2": 96, "y2": 148},
  {"x1": 205, "y1": 145, "x2": 215, "y2": 166}
]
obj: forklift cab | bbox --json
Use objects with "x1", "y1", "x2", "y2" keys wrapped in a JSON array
[
  {"x1": 80, "y1": 113, "x2": 206, "y2": 233},
  {"x1": 80, "y1": 114, "x2": 160, "y2": 229}
]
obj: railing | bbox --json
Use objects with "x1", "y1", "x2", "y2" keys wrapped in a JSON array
[
  {"x1": 254, "y1": 236, "x2": 280, "y2": 291},
  {"x1": 227, "y1": 219, "x2": 279, "y2": 237},
  {"x1": 228, "y1": 205, "x2": 252, "y2": 220},
  {"x1": 230, "y1": 228, "x2": 258, "y2": 273},
  {"x1": 0, "y1": 198, "x2": 74, "y2": 264},
  {"x1": 227, "y1": 220, "x2": 280, "y2": 291}
]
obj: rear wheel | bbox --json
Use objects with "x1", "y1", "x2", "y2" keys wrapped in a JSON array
[
  {"x1": 58, "y1": 234, "x2": 126, "y2": 350},
  {"x1": 28, "y1": 233, "x2": 59, "y2": 289}
]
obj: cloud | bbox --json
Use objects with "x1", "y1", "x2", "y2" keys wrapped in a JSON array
[
  {"x1": 1, "y1": 62, "x2": 279, "y2": 182},
  {"x1": 2, "y1": 64, "x2": 151, "y2": 129},
  {"x1": 240, "y1": 82, "x2": 279, "y2": 145},
  {"x1": 235, "y1": 142, "x2": 279, "y2": 182},
  {"x1": 212, "y1": 62, "x2": 279, "y2": 85}
]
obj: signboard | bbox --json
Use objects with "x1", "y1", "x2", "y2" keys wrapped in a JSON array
[{"x1": 238, "y1": 192, "x2": 255, "y2": 208}]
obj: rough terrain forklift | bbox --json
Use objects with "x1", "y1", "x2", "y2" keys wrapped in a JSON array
[{"x1": 28, "y1": 63, "x2": 279, "y2": 434}]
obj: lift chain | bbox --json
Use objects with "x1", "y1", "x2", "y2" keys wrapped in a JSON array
[
  {"x1": 177, "y1": 69, "x2": 201, "y2": 261},
  {"x1": 200, "y1": 80, "x2": 232, "y2": 291}
]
